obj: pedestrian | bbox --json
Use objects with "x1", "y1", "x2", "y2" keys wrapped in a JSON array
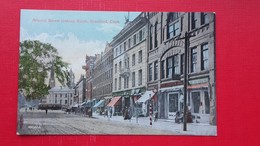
[
  {"x1": 124, "y1": 107, "x2": 128, "y2": 120},
  {"x1": 154, "y1": 111, "x2": 158, "y2": 122},
  {"x1": 45, "y1": 109, "x2": 48, "y2": 115},
  {"x1": 109, "y1": 107, "x2": 112, "y2": 118}
]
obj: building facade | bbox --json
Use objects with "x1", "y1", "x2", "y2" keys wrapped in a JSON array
[
  {"x1": 83, "y1": 54, "x2": 97, "y2": 102},
  {"x1": 92, "y1": 43, "x2": 113, "y2": 100},
  {"x1": 46, "y1": 65, "x2": 75, "y2": 107},
  {"x1": 147, "y1": 12, "x2": 216, "y2": 125},
  {"x1": 111, "y1": 13, "x2": 148, "y2": 115},
  {"x1": 47, "y1": 86, "x2": 74, "y2": 106},
  {"x1": 73, "y1": 75, "x2": 86, "y2": 104}
]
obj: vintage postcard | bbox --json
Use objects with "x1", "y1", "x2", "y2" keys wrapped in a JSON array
[{"x1": 17, "y1": 10, "x2": 216, "y2": 135}]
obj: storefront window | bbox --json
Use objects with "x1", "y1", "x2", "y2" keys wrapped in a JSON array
[
  {"x1": 169, "y1": 93, "x2": 178, "y2": 113},
  {"x1": 191, "y1": 92, "x2": 200, "y2": 113}
]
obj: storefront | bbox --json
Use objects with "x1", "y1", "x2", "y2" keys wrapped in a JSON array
[
  {"x1": 136, "y1": 90, "x2": 156, "y2": 116},
  {"x1": 107, "y1": 96, "x2": 122, "y2": 116},
  {"x1": 158, "y1": 85, "x2": 183, "y2": 119},
  {"x1": 188, "y1": 78, "x2": 210, "y2": 115}
]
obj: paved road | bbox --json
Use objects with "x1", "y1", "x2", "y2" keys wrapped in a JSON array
[{"x1": 17, "y1": 109, "x2": 176, "y2": 135}]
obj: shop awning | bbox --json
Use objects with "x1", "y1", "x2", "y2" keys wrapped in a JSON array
[
  {"x1": 72, "y1": 104, "x2": 79, "y2": 107},
  {"x1": 107, "y1": 96, "x2": 121, "y2": 107},
  {"x1": 187, "y1": 83, "x2": 208, "y2": 89},
  {"x1": 93, "y1": 100, "x2": 105, "y2": 108},
  {"x1": 136, "y1": 91, "x2": 155, "y2": 103},
  {"x1": 159, "y1": 85, "x2": 183, "y2": 92},
  {"x1": 80, "y1": 100, "x2": 92, "y2": 107}
]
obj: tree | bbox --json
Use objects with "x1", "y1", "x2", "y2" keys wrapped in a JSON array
[{"x1": 19, "y1": 40, "x2": 69, "y2": 100}]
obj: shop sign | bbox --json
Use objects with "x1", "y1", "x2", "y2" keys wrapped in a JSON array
[{"x1": 189, "y1": 78, "x2": 208, "y2": 85}]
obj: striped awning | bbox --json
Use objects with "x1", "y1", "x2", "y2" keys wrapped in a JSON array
[
  {"x1": 136, "y1": 91, "x2": 155, "y2": 103},
  {"x1": 93, "y1": 100, "x2": 105, "y2": 108},
  {"x1": 107, "y1": 96, "x2": 121, "y2": 107}
]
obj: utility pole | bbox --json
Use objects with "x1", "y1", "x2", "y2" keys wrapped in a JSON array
[{"x1": 177, "y1": 31, "x2": 195, "y2": 131}]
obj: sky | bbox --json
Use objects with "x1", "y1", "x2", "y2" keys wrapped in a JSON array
[{"x1": 20, "y1": 9, "x2": 140, "y2": 82}]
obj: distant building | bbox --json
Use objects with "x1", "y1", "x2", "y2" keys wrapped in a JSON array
[
  {"x1": 83, "y1": 54, "x2": 97, "y2": 102},
  {"x1": 46, "y1": 67, "x2": 75, "y2": 106},
  {"x1": 73, "y1": 75, "x2": 86, "y2": 104},
  {"x1": 47, "y1": 86, "x2": 74, "y2": 106},
  {"x1": 92, "y1": 43, "x2": 113, "y2": 100}
]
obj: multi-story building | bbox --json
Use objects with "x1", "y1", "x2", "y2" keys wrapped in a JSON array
[
  {"x1": 73, "y1": 75, "x2": 86, "y2": 104},
  {"x1": 83, "y1": 55, "x2": 97, "y2": 102},
  {"x1": 47, "y1": 86, "x2": 74, "y2": 106},
  {"x1": 111, "y1": 13, "x2": 147, "y2": 115},
  {"x1": 92, "y1": 43, "x2": 113, "y2": 107},
  {"x1": 46, "y1": 69, "x2": 75, "y2": 106},
  {"x1": 147, "y1": 12, "x2": 216, "y2": 125}
]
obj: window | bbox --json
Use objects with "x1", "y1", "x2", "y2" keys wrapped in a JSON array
[
  {"x1": 123, "y1": 42, "x2": 126, "y2": 51},
  {"x1": 115, "y1": 64, "x2": 117, "y2": 73},
  {"x1": 167, "y1": 13, "x2": 180, "y2": 39},
  {"x1": 120, "y1": 45, "x2": 122, "y2": 53},
  {"x1": 133, "y1": 34, "x2": 137, "y2": 45},
  {"x1": 124, "y1": 77, "x2": 126, "y2": 89},
  {"x1": 168, "y1": 12, "x2": 179, "y2": 22},
  {"x1": 168, "y1": 21, "x2": 180, "y2": 39},
  {"x1": 126, "y1": 76, "x2": 129, "y2": 88},
  {"x1": 120, "y1": 45, "x2": 122, "y2": 54},
  {"x1": 154, "y1": 61, "x2": 158, "y2": 80},
  {"x1": 132, "y1": 54, "x2": 135, "y2": 66},
  {"x1": 132, "y1": 72, "x2": 135, "y2": 87},
  {"x1": 191, "y1": 47, "x2": 197, "y2": 73},
  {"x1": 201, "y1": 43, "x2": 209, "y2": 70},
  {"x1": 138, "y1": 50, "x2": 142, "y2": 63},
  {"x1": 119, "y1": 61, "x2": 122, "y2": 71},
  {"x1": 201, "y1": 12, "x2": 208, "y2": 25},
  {"x1": 149, "y1": 63, "x2": 153, "y2": 81},
  {"x1": 60, "y1": 93, "x2": 62, "y2": 97},
  {"x1": 65, "y1": 100, "x2": 67, "y2": 104},
  {"x1": 161, "y1": 60, "x2": 165, "y2": 79},
  {"x1": 166, "y1": 57, "x2": 173, "y2": 78},
  {"x1": 138, "y1": 69, "x2": 142, "y2": 86},
  {"x1": 154, "y1": 22, "x2": 158, "y2": 48},
  {"x1": 139, "y1": 29, "x2": 143, "y2": 42},
  {"x1": 191, "y1": 12, "x2": 197, "y2": 29},
  {"x1": 119, "y1": 77, "x2": 121, "y2": 90},
  {"x1": 116, "y1": 48, "x2": 118, "y2": 56},
  {"x1": 173, "y1": 55, "x2": 180, "y2": 75},
  {"x1": 180, "y1": 54, "x2": 184, "y2": 74},
  {"x1": 128, "y1": 38, "x2": 131, "y2": 49},
  {"x1": 150, "y1": 26, "x2": 153, "y2": 50}
]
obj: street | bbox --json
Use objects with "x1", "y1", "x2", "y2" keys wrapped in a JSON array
[
  {"x1": 17, "y1": 108, "x2": 216, "y2": 135},
  {"x1": 17, "y1": 109, "x2": 176, "y2": 135}
]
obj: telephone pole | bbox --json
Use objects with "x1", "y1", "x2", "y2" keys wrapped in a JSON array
[{"x1": 177, "y1": 31, "x2": 195, "y2": 131}]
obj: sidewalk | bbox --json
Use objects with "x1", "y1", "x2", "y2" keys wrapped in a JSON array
[{"x1": 92, "y1": 113, "x2": 217, "y2": 136}]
